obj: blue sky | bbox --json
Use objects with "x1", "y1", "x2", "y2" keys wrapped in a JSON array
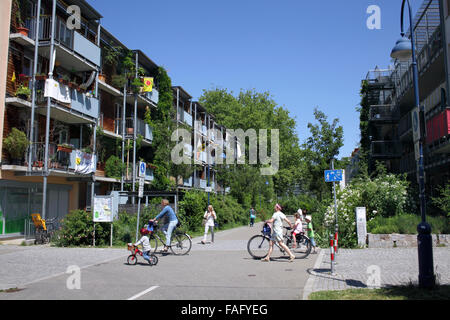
[{"x1": 92, "y1": 0, "x2": 423, "y2": 158}]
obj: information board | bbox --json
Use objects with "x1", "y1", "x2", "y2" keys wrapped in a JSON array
[{"x1": 93, "y1": 196, "x2": 113, "y2": 222}]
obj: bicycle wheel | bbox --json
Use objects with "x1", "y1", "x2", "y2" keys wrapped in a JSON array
[
  {"x1": 291, "y1": 235, "x2": 312, "y2": 259},
  {"x1": 247, "y1": 235, "x2": 271, "y2": 259},
  {"x1": 127, "y1": 254, "x2": 138, "y2": 265},
  {"x1": 170, "y1": 233, "x2": 192, "y2": 255},
  {"x1": 149, "y1": 235, "x2": 158, "y2": 253},
  {"x1": 148, "y1": 254, "x2": 158, "y2": 266}
]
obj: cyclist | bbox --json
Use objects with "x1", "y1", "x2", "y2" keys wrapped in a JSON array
[
  {"x1": 150, "y1": 199, "x2": 179, "y2": 253},
  {"x1": 134, "y1": 228, "x2": 152, "y2": 262},
  {"x1": 261, "y1": 204, "x2": 295, "y2": 262}
]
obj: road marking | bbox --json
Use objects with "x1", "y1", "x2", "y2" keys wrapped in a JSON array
[{"x1": 127, "y1": 286, "x2": 159, "y2": 300}]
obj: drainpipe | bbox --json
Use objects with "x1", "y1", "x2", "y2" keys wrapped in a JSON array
[
  {"x1": 132, "y1": 51, "x2": 138, "y2": 204},
  {"x1": 121, "y1": 77, "x2": 126, "y2": 191},
  {"x1": 28, "y1": 0, "x2": 41, "y2": 173},
  {"x1": 91, "y1": 20, "x2": 101, "y2": 213},
  {"x1": 42, "y1": 0, "x2": 57, "y2": 220}
]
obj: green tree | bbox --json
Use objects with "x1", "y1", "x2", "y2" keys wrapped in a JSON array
[{"x1": 303, "y1": 108, "x2": 344, "y2": 201}]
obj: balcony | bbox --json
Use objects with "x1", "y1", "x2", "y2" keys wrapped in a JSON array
[
  {"x1": 26, "y1": 16, "x2": 100, "y2": 71},
  {"x1": 183, "y1": 176, "x2": 193, "y2": 187},
  {"x1": 115, "y1": 118, "x2": 153, "y2": 143},
  {"x1": 183, "y1": 111, "x2": 193, "y2": 127},
  {"x1": 39, "y1": 79, "x2": 99, "y2": 123},
  {"x1": 371, "y1": 141, "x2": 401, "y2": 159},
  {"x1": 26, "y1": 143, "x2": 96, "y2": 176},
  {"x1": 369, "y1": 105, "x2": 400, "y2": 123}
]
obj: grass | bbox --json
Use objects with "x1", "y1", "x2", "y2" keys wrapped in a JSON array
[{"x1": 309, "y1": 284, "x2": 450, "y2": 300}]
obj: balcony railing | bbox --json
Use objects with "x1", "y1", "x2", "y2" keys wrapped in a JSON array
[
  {"x1": 392, "y1": 27, "x2": 443, "y2": 103},
  {"x1": 371, "y1": 141, "x2": 401, "y2": 158},
  {"x1": 28, "y1": 143, "x2": 96, "y2": 174},
  {"x1": 26, "y1": 16, "x2": 100, "y2": 66},
  {"x1": 369, "y1": 105, "x2": 400, "y2": 122},
  {"x1": 115, "y1": 118, "x2": 153, "y2": 142},
  {"x1": 40, "y1": 79, "x2": 99, "y2": 120}
]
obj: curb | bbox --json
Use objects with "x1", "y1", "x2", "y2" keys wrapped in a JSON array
[{"x1": 302, "y1": 248, "x2": 325, "y2": 300}]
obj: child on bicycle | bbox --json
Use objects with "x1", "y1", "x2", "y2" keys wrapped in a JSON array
[
  {"x1": 291, "y1": 211, "x2": 303, "y2": 249},
  {"x1": 134, "y1": 228, "x2": 152, "y2": 262}
]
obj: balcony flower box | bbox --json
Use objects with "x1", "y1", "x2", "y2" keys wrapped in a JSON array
[
  {"x1": 17, "y1": 27, "x2": 29, "y2": 37},
  {"x1": 98, "y1": 74, "x2": 106, "y2": 82},
  {"x1": 57, "y1": 144, "x2": 74, "y2": 153}
]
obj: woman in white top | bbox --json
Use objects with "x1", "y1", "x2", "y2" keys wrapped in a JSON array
[
  {"x1": 201, "y1": 205, "x2": 217, "y2": 244},
  {"x1": 261, "y1": 204, "x2": 295, "y2": 262}
]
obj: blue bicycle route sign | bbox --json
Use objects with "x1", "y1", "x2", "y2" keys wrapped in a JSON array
[{"x1": 324, "y1": 170, "x2": 343, "y2": 182}]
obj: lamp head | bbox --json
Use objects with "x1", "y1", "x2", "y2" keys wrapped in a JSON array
[{"x1": 391, "y1": 35, "x2": 412, "y2": 61}]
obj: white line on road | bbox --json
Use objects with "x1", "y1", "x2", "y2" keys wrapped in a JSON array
[{"x1": 127, "y1": 286, "x2": 159, "y2": 300}]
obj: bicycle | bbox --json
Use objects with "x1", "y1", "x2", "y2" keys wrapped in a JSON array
[
  {"x1": 146, "y1": 221, "x2": 192, "y2": 255},
  {"x1": 247, "y1": 223, "x2": 312, "y2": 260},
  {"x1": 126, "y1": 244, "x2": 158, "y2": 266}
]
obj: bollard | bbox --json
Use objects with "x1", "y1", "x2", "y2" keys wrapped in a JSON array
[
  {"x1": 330, "y1": 235, "x2": 335, "y2": 275},
  {"x1": 334, "y1": 231, "x2": 338, "y2": 255}
]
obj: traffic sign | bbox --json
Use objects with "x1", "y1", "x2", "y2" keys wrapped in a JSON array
[
  {"x1": 138, "y1": 161, "x2": 146, "y2": 178},
  {"x1": 325, "y1": 170, "x2": 343, "y2": 182},
  {"x1": 138, "y1": 178, "x2": 144, "y2": 198},
  {"x1": 412, "y1": 107, "x2": 421, "y2": 142}
]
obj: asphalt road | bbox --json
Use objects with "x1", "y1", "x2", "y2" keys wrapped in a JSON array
[{"x1": 0, "y1": 221, "x2": 318, "y2": 300}]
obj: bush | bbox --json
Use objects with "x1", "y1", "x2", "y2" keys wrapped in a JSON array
[
  {"x1": 52, "y1": 210, "x2": 110, "y2": 247},
  {"x1": 368, "y1": 214, "x2": 450, "y2": 234}
]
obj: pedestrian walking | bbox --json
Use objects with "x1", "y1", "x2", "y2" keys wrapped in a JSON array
[
  {"x1": 249, "y1": 207, "x2": 256, "y2": 227},
  {"x1": 201, "y1": 205, "x2": 217, "y2": 244},
  {"x1": 304, "y1": 215, "x2": 317, "y2": 253},
  {"x1": 261, "y1": 204, "x2": 295, "y2": 262}
]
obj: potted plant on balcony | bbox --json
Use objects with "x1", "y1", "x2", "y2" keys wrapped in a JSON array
[
  {"x1": 3, "y1": 128, "x2": 30, "y2": 165},
  {"x1": 131, "y1": 78, "x2": 144, "y2": 94},
  {"x1": 14, "y1": 0, "x2": 30, "y2": 37},
  {"x1": 111, "y1": 74, "x2": 126, "y2": 90},
  {"x1": 15, "y1": 84, "x2": 31, "y2": 100}
]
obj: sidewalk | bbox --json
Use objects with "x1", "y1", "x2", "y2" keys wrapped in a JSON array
[{"x1": 302, "y1": 247, "x2": 450, "y2": 299}]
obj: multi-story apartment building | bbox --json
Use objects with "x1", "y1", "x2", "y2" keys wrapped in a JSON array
[
  {"x1": 363, "y1": 0, "x2": 450, "y2": 200},
  {"x1": 0, "y1": 0, "x2": 223, "y2": 237}
]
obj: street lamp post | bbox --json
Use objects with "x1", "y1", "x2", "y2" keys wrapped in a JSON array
[{"x1": 390, "y1": 0, "x2": 435, "y2": 288}]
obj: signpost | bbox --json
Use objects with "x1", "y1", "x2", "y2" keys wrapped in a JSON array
[
  {"x1": 325, "y1": 162, "x2": 342, "y2": 270},
  {"x1": 135, "y1": 177, "x2": 144, "y2": 242}
]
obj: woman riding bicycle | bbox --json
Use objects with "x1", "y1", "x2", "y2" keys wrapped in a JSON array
[{"x1": 149, "y1": 199, "x2": 178, "y2": 253}]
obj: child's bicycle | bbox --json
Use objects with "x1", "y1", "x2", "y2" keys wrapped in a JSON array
[{"x1": 127, "y1": 244, "x2": 158, "y2": 266}]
